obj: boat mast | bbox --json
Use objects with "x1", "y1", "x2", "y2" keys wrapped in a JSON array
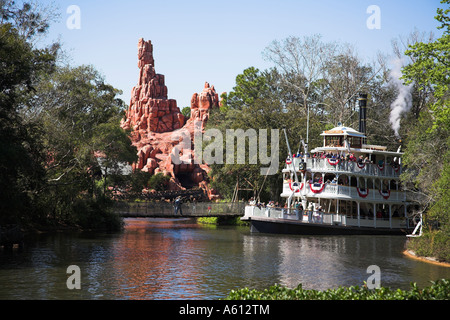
[{"x1": 306, "y1": 103, "x2": 310, "y2": 147}]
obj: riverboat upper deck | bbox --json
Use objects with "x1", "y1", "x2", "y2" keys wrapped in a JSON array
[{"x1": 281, "y1": 125, "x2": 404, "y2": 203}]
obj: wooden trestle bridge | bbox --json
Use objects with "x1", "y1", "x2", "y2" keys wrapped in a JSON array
[{"x1": 114, "y1": 201, "x2": 246, "y2": 218}]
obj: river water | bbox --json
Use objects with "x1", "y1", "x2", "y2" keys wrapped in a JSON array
[{"x1": 0, "y1": 218, "x2": 448, "y2": 300}]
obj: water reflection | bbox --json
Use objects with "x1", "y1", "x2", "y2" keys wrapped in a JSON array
[
  {"x1": 107, "y1": 218, "x2": 208, "y2": 299},
  {"x1": 0, "y1": 218, "x2": 448, "y2": 299},
  {"x1": 242, "y1": 234, "x2": 450, "y2": 291}
]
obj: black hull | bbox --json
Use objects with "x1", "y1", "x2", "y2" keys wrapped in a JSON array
[{"x1": 244, "y1": 217, "x2": 409, "y2": 236}]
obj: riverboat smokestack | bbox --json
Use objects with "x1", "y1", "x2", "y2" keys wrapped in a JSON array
[{"x1": 358, "y1": 93, "x2": 367, "y2": 144}]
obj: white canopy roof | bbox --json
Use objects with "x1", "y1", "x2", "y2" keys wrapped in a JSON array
[{"x1": 320, "y1": 126, "x2": 366, "y2": 138}]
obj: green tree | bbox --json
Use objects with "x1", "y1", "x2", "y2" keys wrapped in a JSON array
[
  {"x1": 220, "y1": 66, "x2": 270, "y2": 111},
  {"x1": 402, "y1": 0, "x2": 450, "y2": 132},
  {"x1": 401, "y1": 0, "x2": 449, "y2": 260},
  {"x1": 22, "y1": 65, "x2": 135, "y2": 229},
  {"x1": 148, "y1": 173, "x2": 171, "y2": 191},
  {"x1": 181, "y1": 106, "x2": 191, "y2": 119},
  {"x1": 0, "y1": 1, "x2": 58, "y2": 225},
  {"x1": 262, "y1": 34, "x2": 397, "y2": 150},
  {"x1": 1, "y1": 1, "x2": 134, "y2": 230},
  {"x1": 92, "y1": 118, "x2": 138, "y2": 196},
  {"x1": 206, "y1": 67, "x2": 314, "y2": 202}
]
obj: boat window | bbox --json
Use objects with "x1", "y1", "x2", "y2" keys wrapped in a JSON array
[
  {"x1": 324, "y1": 173, "x2": 336, "y2": 184},
  {"x1": 338, "y1": 175, "x2": 349, "y2": 186},
  {"x1": 325, "y1": 136, "x2": 343, "y2": 147},
  {"x1": 358, "y1": 177, "x2": 366, "y2": 189},
  {"x1": 390, "y1": 179, "x2": 397, "y2": 190},
  {"x1": 360, "y1": 202, "x2": 372, "y2": 217},
  {"x1": 373, "y1": 179, "x2": 381, "y2": 190},
  {"x1": 348, "y1": 136, "x2": 362, "y2": 148}
]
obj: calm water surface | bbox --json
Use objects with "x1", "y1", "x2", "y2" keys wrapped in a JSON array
[{"x1": 0, "y1": 218, "x2": 448, "y2": 299}]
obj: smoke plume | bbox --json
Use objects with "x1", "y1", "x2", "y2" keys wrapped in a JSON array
[{"x1": 388, "y1": 58, "x2": 414, "y2": 138}]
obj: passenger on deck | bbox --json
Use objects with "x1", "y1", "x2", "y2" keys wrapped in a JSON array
[
  {"x1": 294, "y1": 201, "x2": 302, "y2": 216},
  {"x1": 313, "y1": 205, "x2": 322, "y2": 223}
]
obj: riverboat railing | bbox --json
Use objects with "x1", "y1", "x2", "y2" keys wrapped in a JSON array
[
  {"x1": 282, "y1": 182, "x2": 406, "y2": 202},
  {"x1": 287, "y1": 157, "x2": 401, "y2": 178},
  {"x1": 244, "y1": 205, "x2": 410, "y2": 229}
]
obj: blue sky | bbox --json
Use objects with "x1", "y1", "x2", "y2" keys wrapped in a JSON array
[{"x1": 42, "y1": 0, "x2": 444, "y2": 108}]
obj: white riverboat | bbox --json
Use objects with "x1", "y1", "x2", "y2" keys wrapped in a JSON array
[{"x1": 242, "y1": 94, "x2": 414, "y2": 235}]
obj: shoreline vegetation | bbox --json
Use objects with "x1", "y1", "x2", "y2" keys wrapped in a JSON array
[
  {"x1": 224, "y1": 279, "x2": 450, "y2": 300},
  {"x1": 403, "y1": 249, "x2": 450, "y2": 268},
  {"x1": 196, "y1": 216, "x2": 248, "y2": 226},
  {"x1": 405, "y1": 230, "x2": 450, "y2": 264}
]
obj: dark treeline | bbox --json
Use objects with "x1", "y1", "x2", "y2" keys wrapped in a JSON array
[{"x1": 0, "y1": 1, "x2": 139, "y2": 231}]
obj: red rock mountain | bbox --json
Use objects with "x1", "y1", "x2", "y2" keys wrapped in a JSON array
[{"x1": 121, "y1": 38, "x2": 220, "y2": 198}]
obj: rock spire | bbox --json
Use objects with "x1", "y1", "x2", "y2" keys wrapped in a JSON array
[{"x1": 121, "y1": 38, "x2": 220, "y2": 199}]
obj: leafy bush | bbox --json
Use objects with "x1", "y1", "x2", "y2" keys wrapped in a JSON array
[
  {"x1": 225, "y1": 279, "x2": 450, "y2": 300},
  {"x1": 197, "y1": 216, "x2": 249, "y2": 226},
  {"x1": 72, "y1": 196, "x2": 124, "y2": 232},
  {"x1": 148, "y1": 173, "x2": 171, "y2": 191},
  {"x1": 407, "y1": 231, "x2": 450, "y2": 263}
]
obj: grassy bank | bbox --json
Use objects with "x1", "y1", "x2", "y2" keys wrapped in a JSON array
[
  {"x1": 197, "y1": 216, "x2": 249, "y2": 226},
  {"x1": 225, "y1": 279, "x2": 450, "y2": 300},
  {"x1": 406, "y1": 230, "x2": 450, "y2": 263}
]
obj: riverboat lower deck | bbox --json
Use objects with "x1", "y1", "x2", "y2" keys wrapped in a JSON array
[{"x1": 241, "y1": 206, "x2": 410, "y2": 235}]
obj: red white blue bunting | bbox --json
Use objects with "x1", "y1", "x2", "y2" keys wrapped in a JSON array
[
  {"x1": 310, "y1": 183, "x2": 325, "y2": 193},
  {"x1": 327, "y1": 158, "x2": 339, "y2": 166},
  {"x1": 356, "y1": 187, "x2": 369, "y2": 198},
  {"x1": 289, "y1": 182, "x2": 303, "y2": 192},
  {"x1": 379, "y1": 189, "x2": 390, "y2": 199}
]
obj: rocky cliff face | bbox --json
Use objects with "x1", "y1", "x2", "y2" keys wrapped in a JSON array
[
  {"x1": 121, "y1": 38, "x2": 185, "y2": 136},
  {"x1": 121, "y1": 38, "x2": 220, "y2": 199}
]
